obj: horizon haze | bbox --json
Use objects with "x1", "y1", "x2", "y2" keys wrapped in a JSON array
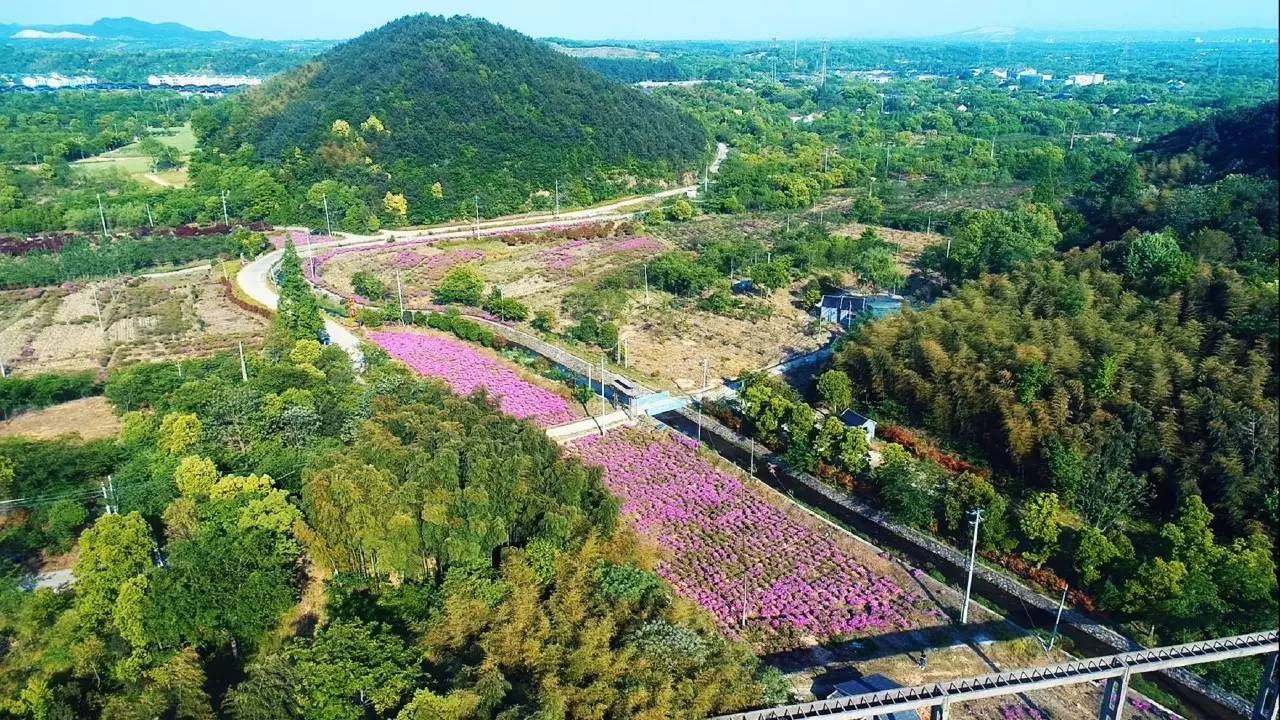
[{"x1": 3, "y1": 0, "x2": 1278, "y2": 41}]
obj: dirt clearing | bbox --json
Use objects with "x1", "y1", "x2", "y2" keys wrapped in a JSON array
[{"x1": 0, "y1": 396, "x2": 119, "y2": 440}]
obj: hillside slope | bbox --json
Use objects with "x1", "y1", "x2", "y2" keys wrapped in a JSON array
[
  {"x1": 196, "y1": 14, "x2": 709, "y2": 225},
  {"x1": 1140, "y1": 99, "x2": 1279, "y2": 181}
]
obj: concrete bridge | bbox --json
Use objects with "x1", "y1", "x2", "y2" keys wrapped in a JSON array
[{"x1": 712, "y1": 631, "x2": 1279, "y2": 720}]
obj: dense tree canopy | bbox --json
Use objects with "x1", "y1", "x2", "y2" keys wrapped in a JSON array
[{"x1": 0, "y1": 341, "x2": 769, "y2": 719}]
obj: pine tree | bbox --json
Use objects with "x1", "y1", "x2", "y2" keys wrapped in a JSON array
[{"x1": 274, "y1": 240, "x2": 324, "y2": 343}]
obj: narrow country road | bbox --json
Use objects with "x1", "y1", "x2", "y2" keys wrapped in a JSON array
[{"x1": 237, "y1": 143, "x2": 730, "y2": 364}]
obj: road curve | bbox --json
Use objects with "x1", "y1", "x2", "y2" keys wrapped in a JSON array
[{"x1": 237, "y1": 143, "x2": 730, "y2": 364}]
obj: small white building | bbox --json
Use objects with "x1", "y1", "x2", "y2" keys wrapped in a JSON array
[
  {"x1": 1068, "y1": 73, "x2": 1105, "y2": 87},
  {"x1": 839, "y1": 409, "x2": 877, "y2": 442}
]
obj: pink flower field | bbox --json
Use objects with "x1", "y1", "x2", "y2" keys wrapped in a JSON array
[
  {"x1": 568, "y1": 427, "x2": 939, "y2": 652},
  {"x1": 538, "y1": 235, "x2": 664, "y2": 272},
  {"x1": 369, "y1": 331, "x2": 578, "y2": 427}
]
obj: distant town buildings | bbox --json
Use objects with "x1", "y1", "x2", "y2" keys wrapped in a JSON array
[
  {"x1": 634, "y1": 79, "x2": 704, "y2": 90},
  {"x1": 19, "y1": 73, "x2": 96, "y2": 88},
  {"x1": 1068, "y1": 73, "x2": 1106, "y2": 87},
  {"x1": 1016, "y1": 69, "x2": 1053, "y2": 87},
  {"x1": 840, "y1": 69, "x2": 893, "y2": 84},
  {"x1": 147, "y1": 74, "x2": 262, "y2": 88}
]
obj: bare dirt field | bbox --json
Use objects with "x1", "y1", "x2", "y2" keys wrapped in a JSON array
[
  {"x1": 829, "y1": 220, "x2": 938, "y2": 263},
  {"x1": 0, "y1": 396, "x2": 119, "y2": 441},
  {"x1": 621, "y1": 285, "x2": 828, "y2": 389},
  {"x1": 0, "y1": 267, "x2": 267, "y2": 374}
]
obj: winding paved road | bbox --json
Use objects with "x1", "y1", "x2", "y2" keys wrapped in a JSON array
[{"x1": 237, "y1": 143, "x2": 728, "y2": 363}]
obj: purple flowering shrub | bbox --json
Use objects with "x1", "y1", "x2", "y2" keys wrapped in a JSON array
[
  {"x1": 568, "y1": 428, "x2": 935, "y2": 652},
  {"x1": 538, "y1": 235, "x2": 665, "y2": 272},
  {"x1": 369, "y1": 330, "x2": 578, "y2": 427}
]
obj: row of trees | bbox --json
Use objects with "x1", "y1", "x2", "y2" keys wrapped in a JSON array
[
  {"x1": 0, "y1": 371, "x2": 101, "y2": 418},
  {"x1": 0, "y1": 233, "x2": 241, "y2": 288}
]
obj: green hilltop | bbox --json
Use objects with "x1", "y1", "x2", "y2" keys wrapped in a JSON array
[{"x1": 194, "y1": 14, "x2": 710, "y2": 227}]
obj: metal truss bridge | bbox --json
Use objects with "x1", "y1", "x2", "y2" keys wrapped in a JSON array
[{"x1": 713, "y1": 630, "x2": 1279, "y2": 720}]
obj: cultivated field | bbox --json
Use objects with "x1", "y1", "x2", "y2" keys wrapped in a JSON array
[
  {"x1": 71, "y1": 123, "x2": 196, "y2": 188},
  {"x1": 368, "y1": 327, "x2": 583, "y2": 428},
  {"x1": 0, "y1": 266, "x2": 266, "y2": 374},
  {"x1": 620, "y1": 284, "x2": 827, "y2": 388},
  {"x1": 313, "y1": 225, "x2": 827, "y2": 389}
]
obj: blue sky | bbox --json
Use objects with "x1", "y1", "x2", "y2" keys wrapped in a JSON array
[{"x1": 6, "y1": 0, "x2": 1278, "y2": 41}]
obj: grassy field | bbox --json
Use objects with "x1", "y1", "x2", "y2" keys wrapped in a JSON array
[{"x1": 71, "y1": 123, "x2": 196, "y2": 188}]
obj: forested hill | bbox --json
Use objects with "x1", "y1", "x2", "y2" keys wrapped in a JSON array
[
  {"x1": 1140, "y1": 100, "x2": 1279, "y2": 181},
  {"x1": 194, "y1": 14, "x2": 709, "y2": 226}
]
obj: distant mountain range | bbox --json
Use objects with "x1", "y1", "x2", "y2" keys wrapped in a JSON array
[
  {"x1": 2, "y1": 16, "x2": 1275, "y2": 45},
  {"x1": 1, "y1": 17, "x2": 247, "y2": 43},
  {"x1": 936, "y1": 26, "x2": 1278, "y2": 43}
]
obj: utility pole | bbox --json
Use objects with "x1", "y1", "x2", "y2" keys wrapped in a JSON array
[
  {"x1": 322, "y1": 194, "x2": 332, "y2": 237},
  {"x1": 100, "y1": 480, "x2": 113, "y2": 515},
  {"x1": 703, "y1": 164, "x2": 709, "y2": 195},
  {"x1": 960, "y1": 507, "x2": 984, "y2": 624},
  {"x1": 600, "y1": 354, "x2": 607, "y2": 417},
  {"x1": 96, "y1": 193, "x2": 109, "y2": 239},
  {"x1": 473, "y1": 195, "x2": 480, "y2": 238},
  {"x1": 1047, "y1": 585, "x2": 1068, "y2": 652},
  {"x1": 221, "y1": 189, "x2": 230, "y2": 226},
  {"x1": 396, "y1": 270, "x2": 405, "y2": 323},
  {"x1": 92, "y1": 284, "x2": 104, "y2": 332},
  {"x1": 696, "y1": 399, "x2": 703, "y2": 444},
  {"x1": 554, "y1": 180, "x2": 560, "y2": 218},
  {"x1": 701, "y1": 357, "x2": 709, "y2": 391},
  {"x1": 306, "y1": 231, "x2": 315, "y2": 277},
  {"x1": 238, "y1": 341, "x2": 248, "y2": 383},
  {"x1": 643, "y1": 262, "x2": 649, "y2": 304},
  {"x1": 107, "y1": 475, "x2": 117, "y2": 515},
  {"x1": 749, "y1": 436, "x2": 755, "y2": 474},
  {"x1": 820, "y1": 43, "x2": 828, "y2": 86}
]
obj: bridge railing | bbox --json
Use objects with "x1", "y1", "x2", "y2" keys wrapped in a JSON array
[{"x1": 712, "y1": 631, "x2": 1279, "y2": 720}]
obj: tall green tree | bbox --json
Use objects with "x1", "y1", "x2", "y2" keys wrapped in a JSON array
[{"x1": 274, "y1": 240, "x2": 325, "y2": 343}]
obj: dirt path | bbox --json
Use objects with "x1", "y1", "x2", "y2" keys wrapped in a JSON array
[{"x1": 143, "y1": 172, "x2": 176, "y2": 188}]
